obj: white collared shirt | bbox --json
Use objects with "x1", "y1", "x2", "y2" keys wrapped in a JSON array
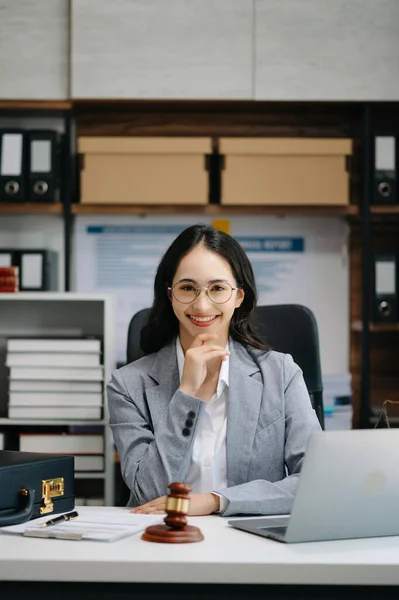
[{"x1": 176, "y1": 337, "x2": 228, "y2": 495}]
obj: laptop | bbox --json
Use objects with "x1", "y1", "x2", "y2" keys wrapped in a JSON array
[{"x1": 228, "y1": 428, "x2": 399, "y2": 543}]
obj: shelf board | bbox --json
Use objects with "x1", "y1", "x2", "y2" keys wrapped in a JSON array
[
  {"x1": 72, "y1": 204, "x2": 359, "y2": 216},
  {"x1": 369, "y1": 415, "x2": 399, "y2": 426},
  {"x1": 371, "y1": 205, "x2": 399, "y2": 215},
  {"x1": 75, "y1": 472, "x2": 106, "y2": 479},
  {"x1": 0, "y1": 203, "x2": 63, "y2": 215},
  {"x1": 0, "y1": 100, "x2": 72, "y2": 111},
  {"x1": 0, "y1": 419, "x2": 106, "y2": 426},
  {"x1": 351, "y1": 320, "x2": 399, "y2": 332}
]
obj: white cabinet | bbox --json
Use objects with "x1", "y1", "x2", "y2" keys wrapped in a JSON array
[
  {"x1": 255, "y1": 0, "x2": 399, "y2": 101},
  {"x1": 0, "y1": 0, "x2": 69, "y2": 100},
  {"x1": 0, "y1": 293, "x2": 115, "y2": 506},
  {"x1": 71, "y1": 0, "x2": 253, "y2": 99}
]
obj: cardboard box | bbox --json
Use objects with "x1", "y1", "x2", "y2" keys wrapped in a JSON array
[
  {"x1": 220, "y1": 138, "x2": 352, "y2": 206},
  {"x1": 78, "y1": 137, "x2": 212, "y2": 205}
]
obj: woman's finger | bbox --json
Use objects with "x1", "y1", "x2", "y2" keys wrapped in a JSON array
[
  {"x1": 131, "y1": 501, "x2": 166, "y2": 513},
  {"x1": 200, "y1": 349, "x2": 230, "y2": 361},
  {"x1": 187, "y1": 344, "x2": 228, "y2": 358},
  {"x1": 136, "y1": 506, "x2": 165, "y2": 514},
  {"x1": 190, "y1": 333, "x2": 218, "y2": 347}
]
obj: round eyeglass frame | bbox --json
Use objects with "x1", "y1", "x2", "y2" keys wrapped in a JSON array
[{"x1": 168, "y1": 281, "x2": 241, "y2": 304}]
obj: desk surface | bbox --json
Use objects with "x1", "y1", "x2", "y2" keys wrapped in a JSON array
[{"x1": 0, "y1": 507, "x2": 398, "y2": 586}]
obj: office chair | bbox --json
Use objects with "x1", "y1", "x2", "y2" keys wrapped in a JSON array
[{"x1": 126, "y1": 304, "x2": 324, "y2": 429}]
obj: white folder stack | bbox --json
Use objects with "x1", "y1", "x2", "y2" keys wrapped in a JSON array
[
  {"x1": 19, "y1": 433, "x2": 104, "y2": 472},
  {"x1": 6, "y1": 338, "x2": 104, "y2": 420}
]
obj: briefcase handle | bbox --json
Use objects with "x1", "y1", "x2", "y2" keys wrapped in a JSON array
[{"x1": 0, "y1": 488, "x2": 35, "y2": 527}]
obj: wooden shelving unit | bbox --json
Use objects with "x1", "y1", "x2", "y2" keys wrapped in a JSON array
[
  {"x1": 370, "y1": 206, "x2": 399, "y2": 215},
  {"x1": 72, "y1": 204, "x2": 359, "y2": 216},
  {"x1": 1, "y1": 200, "x2": 358, "y2": 218},
  {"x1": 350, "y1": 197, "x2": 399, "y2": 427},
  {"x1": 0, "y1": 100, "x2": 72, "y2": 111},
  {"x1": 2, "y1": 97, "x2": 399, "y2": 433},
  {"x1": 351, "y1": 320, "x2": 399, "y2": 332},
  {"x1": 0, "y1": 203, "x2": 63, "y2": 215}
]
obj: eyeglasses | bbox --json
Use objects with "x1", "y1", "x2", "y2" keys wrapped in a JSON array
[{"x1": 168, "y1": 280, "x2": 240, "y2": 304}]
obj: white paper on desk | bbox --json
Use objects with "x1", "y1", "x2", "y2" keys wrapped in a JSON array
[{"x1": 0, "y1": 509, "x2": 163, "y2": 542}]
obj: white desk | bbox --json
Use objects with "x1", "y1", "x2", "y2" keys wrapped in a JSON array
[{"x1": 0, "y1": 507, "x2": 398, "y2": 599}]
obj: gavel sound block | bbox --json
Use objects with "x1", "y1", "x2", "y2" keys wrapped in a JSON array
[{"x1": 142, "y1": 482, "x2": 204, "y2": 543}]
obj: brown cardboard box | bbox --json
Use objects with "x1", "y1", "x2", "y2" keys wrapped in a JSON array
[
  {"x1": 220, "y1": 138, "x2": 352, "y2": 206},
  {"x1": 78, "y1": 137, "x2": 212, "y2": 205}
]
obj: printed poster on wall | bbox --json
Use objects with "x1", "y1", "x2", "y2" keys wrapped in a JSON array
[{"x1": 73, "y1": 214, "x2": 349, "y2": 378}]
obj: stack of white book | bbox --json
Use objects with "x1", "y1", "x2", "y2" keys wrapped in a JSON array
[
  {"x1": 6, "y1": 338, "x2": 104, "y2": 420},
  {"x1": 19, "y1": 433, "x2": 104, "y2": 472}
]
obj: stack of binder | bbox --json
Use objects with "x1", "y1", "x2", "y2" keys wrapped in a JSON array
[
  {"x1": 0, "y1": 250, "x2": 57, "y2": 291},
  {"x1": 0, "y1": 130, "x2": 61, "y2": 203},
  {"x1": 0, "y1": 266, "x2": 19, "y2": 293},
  {"x1": 372, "y1": 253, "x2": 398, "y2": 322},
  {"x1": 371, "y1": 135, "x2": 398, "y2": 323},
  {"x1": 6, "y1": 337, "x2": 104, "y2": 420},
  {"x1": 373, "y1": 136, "x2": 397, "y2": 205}
]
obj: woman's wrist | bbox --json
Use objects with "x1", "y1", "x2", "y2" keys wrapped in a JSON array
[
  {"x1": 210, "y1": 493, "x2": 221, "y2": 513},
  {"x1": 178, "y1": 383, "x2": 198, "y2": 397}
]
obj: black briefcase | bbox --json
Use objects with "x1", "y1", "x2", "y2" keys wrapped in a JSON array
[{"x1": 0, "y1": 450, "x2": 75, "y2": 527}]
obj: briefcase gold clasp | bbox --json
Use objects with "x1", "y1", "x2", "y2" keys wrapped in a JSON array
[{"x1": 40, "y1": 478, "x2": 65, "y2": 514}]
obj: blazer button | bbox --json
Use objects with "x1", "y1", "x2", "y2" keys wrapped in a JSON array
[
  {"x1": 182, "y1": 428, "x2": 191, "y2": 437},
  {"x1": 187, "y1": 411, "x2": 196, "y2": 419},
  {"x1": 185, "y1": 419, "x2": 193, "y2": 428}
]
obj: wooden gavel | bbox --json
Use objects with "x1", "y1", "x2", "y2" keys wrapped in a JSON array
[{"x1": 142, "y1": 482, "x2": 204, "y2": 543}]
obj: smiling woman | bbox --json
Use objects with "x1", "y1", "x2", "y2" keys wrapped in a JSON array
[
  {"x1": 168, "y1": 244, "x2": 245, "y2": 349},
  {"x1": 107, "y1": 224, "x2": 321, "y2": 518}
]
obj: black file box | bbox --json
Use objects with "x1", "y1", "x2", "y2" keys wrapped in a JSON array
[
  {"x1": 373, "y1": 135, "x2": 397, "y2": 205},
  {"x1": 27, "y1": 130, "x2": 61, "y2": 202},
  {"x1": 372, "y1": 253, "x2": 398, "y2": 322},
  {"x1": 0, "y1": 130, "x2": 26, "y2": 202}
]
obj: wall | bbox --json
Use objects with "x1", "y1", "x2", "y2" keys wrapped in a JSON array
[
  {"x1": 0, "y1": 0, "x2": 69, "y2": 99},
  {"x1": 0, "y1": 0, "x2": 399, "y2": 101}
]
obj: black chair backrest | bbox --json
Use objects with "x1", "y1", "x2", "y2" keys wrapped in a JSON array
[{"x1": 126, "y1": 304, "x2": 324, "y2": 429}]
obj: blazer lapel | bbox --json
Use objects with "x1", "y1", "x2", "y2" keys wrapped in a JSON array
[
  {"x1": 145, "y1": 341, "x2": 180, "y2": 417},
  {"x1": 226, "y1": 341, "x2": 263, "y2": 486}
]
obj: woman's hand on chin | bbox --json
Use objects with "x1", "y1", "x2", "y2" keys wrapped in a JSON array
[{"x1": 179, "y1": 333, "x2": 229, "y2": 401}]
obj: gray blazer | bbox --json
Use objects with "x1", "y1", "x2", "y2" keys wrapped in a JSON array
[{"x1": 107, "y1": 338, "x2": 321, "y2": 517}]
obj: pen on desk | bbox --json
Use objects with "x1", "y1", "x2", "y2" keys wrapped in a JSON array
[{"x1": 41, "y1": 510, "x2": 79, "y2": 527}]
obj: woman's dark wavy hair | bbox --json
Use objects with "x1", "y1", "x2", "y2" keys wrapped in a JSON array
[{"x1": 140, "y1": 223, "x2": 269, "y2": 354}]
